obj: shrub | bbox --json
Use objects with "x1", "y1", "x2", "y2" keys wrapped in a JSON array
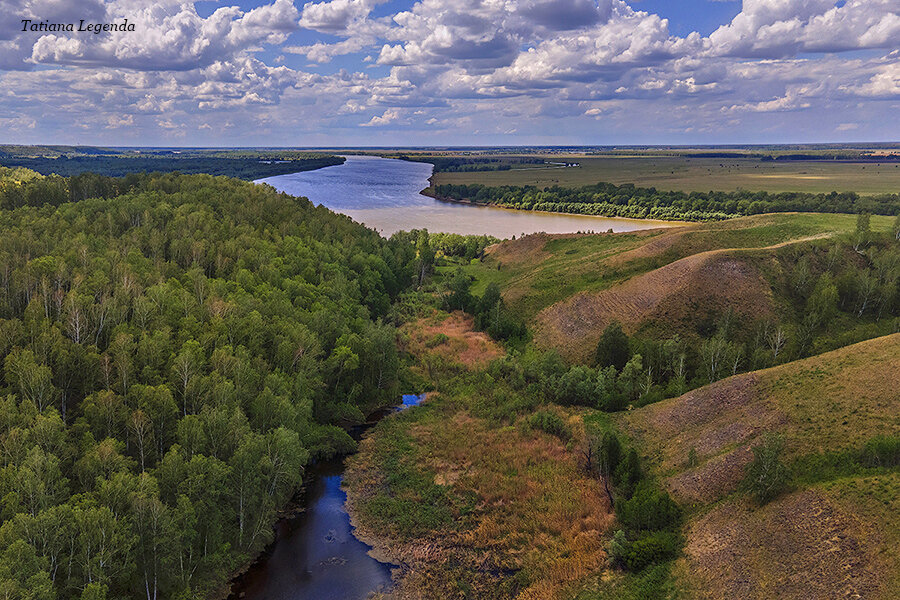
[
  {"x1": 425, "y1": 333, "x2": 449, "y2": 348},
  {"x1": 743, "y1": 433, "x2": 791, "y2": 505},
  {"x1": 617, "y1": 480, "x2": 681, "y2": 532},
  {"x1": 526, "y1": 409, "x2": 571, "y2": 440},
  {"x1": 607, "y1": 529, "x2": 629, "y2": 569},
  {"x1": 613, "y1": 448, "x2": 643, "y2": 499},
  {"x1": 623, "y1": 531, "x2": 682, "y2": 571}
]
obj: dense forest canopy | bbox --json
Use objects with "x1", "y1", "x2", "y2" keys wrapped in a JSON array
[
  {"x1": 0, "y1": 152, "x2": 344, "y2": 180},
  {"x1": 0, "y1": 173, "x2": 422, "y2": 599},
  {"x1": 433, "y1": 182, "x2": 900, "y2": 222}
]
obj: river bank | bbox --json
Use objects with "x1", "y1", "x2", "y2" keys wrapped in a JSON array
[{"x1": 420, "y1": 185, "x2": 693, "y2": 228}]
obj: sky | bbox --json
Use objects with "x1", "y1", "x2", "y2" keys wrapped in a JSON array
[{"x1": 0, "y1": 0, "x2": 898, "y2": 146}]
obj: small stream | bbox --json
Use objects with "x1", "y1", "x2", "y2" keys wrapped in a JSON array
[{"x1": 228, "y1": 394, "x2": 426, "y2": 600}]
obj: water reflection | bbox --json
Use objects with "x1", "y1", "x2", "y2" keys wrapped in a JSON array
[{"x1": 229, "y1": 393, "x2": 428, "y2": 600}]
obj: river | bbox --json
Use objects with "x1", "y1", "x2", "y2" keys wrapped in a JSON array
[
  {"x1": 255, "y1": 155, "x2": 678, "y2": 237},
  {"x1": 228, "y1": 394, "x2": 427, "y2": 600}
]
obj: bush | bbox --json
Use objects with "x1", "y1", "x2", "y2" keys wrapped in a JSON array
[
  {"x1": 527, "y1": 409, "x2": 571, "y2": 440},
  {"x1": 743, "y1": 433, "x2": 791, "y2": 505},
  {"x1": 623, "y1": 531, "x2": 682, "y2": 572},
  {"x1": 607, "y1": 529, "x2": 629, "y2": 569},
  {"x1": 425, "y1": 333, "x2": 449, "y2": 348},
  {"x1": 617, "y1": 480, "x2": 681, "y2": 532},
  {"x1": 613, "y1": 448, "x2": 643, "y2": 499}
]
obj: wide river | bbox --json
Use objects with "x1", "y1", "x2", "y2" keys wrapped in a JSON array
[{"x1": 256, "y1": 155, "x2": 678, "y2": 237}]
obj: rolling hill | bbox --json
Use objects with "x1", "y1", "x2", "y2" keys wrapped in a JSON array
[{"x1": 619, "y1": 334, "x2": 900, "y2": 599}]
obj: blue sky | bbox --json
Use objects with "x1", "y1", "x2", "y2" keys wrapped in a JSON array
[{"x1": 0, "y1": 1, "x2": 897, "y2": 146}]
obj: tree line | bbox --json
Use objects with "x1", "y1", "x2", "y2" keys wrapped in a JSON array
[
  {"x1": 0, "y1": 155, "x2": 344, "y2": 181},
  {"x1": 433, "y1": 182, "x2": 900, "y2": 221}
]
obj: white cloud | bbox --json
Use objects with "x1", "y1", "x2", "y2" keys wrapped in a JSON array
[
  {"x1": 0, "y1": 0, "x2": 896, "y2": 144},
  {"x1": 361, "y1": 107, "x2": 400, "y2": 126},
  {"x1": 20, "y1": 0, "x2": 299, "y2": 71},
  {"x1": 708, "y1": 0, "x2": 900, "y2": 58}
]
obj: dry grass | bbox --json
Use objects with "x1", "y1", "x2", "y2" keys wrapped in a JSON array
[
  {"x1": 349, "y1": 400, "x2": 615, "y2": 600},
  {"x1": 681, "y1": 489, "x2": 888, "y2": 600},
  {"x1": 401, "y1": 310, "x2": 504, "y2": 368},
  {"x1": 621, "y1": 334, "x2": 900, "y2": 501},
  {"x1": 535, "y1": 251, "x2": 775, "y2": 362},
  {"x1": 347, "y1": 312, "x2": 615, "y2": 599}
]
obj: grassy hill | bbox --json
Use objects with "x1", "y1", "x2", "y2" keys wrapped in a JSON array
[
  {"x1": 458, "y1": 213, "x2": 897, "y2": 363},
  {"x1": 618, "y1": 334, "x2": 900, "y2": 599}
]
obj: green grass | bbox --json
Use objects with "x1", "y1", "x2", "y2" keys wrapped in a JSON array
[
  {"x1": 574, "y1": 563, "x2": 682, "y2": 600},
  {"x1": 455, "y1": 213, "x2": 896, "y2": 322},
  {"x1": 434, "y1": 156, "x2": 900, "y2": 195}
]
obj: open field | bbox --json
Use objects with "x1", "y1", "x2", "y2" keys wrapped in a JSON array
[
  {"x1": 618, "y1": 334, "x2": 900, "y2": 600},
  {"x1": 433, "y1": 156, "x2": 900, "y2": 195}
]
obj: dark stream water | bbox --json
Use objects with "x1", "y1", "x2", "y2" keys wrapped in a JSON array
[{"x1": 228, "y1": 394, "x2": 426, "y2": 600}]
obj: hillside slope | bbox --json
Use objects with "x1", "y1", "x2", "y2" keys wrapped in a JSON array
[
  {"x1": 466, "y1": 212, "x2": 897, "y2": 363},
  {"x1": 619, "y1": 334, "x2": 900, "y2": 599}
]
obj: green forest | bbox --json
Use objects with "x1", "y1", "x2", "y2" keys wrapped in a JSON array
[
  {"x1": 0, "y1": 172, "x2": 427, "y2": 599},
  {"x1": 0, "y1": 151, "x2": 343, "y2": 180},
  {"x1": 433, "y1": 182, "x2": 900, "y2": 221}
]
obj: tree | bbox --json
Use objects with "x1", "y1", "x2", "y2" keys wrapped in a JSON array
[
  {"x1": 5, "y1": 349, "x2": 57, "y2": 413},
  {"x1": 854, "y1": 211, "x2": 871, "y2": 252},
  {"x1": 128, "y1": 410, "x2": 153, "y2": 472},
  {"x1": 743, "y1": 434, "x2": 791, "y2": 505},
  {"x1": 595, "y1": 321, "x2": 631, "y2": 370},
  {"x1": 415, "y1": 230, "x2": 434, "y2": 285},
  {"x1": 766, "y1": 323, "x2": 787, "y2": 361},
  {"x1": 444, "y1": 268, "x2": 473, "y2": 312}
]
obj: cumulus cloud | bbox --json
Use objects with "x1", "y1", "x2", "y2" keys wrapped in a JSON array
[
  {"x1": 708, "y1": 0, "x2": 900, "y2": 57},
  {"x1": 0, "y1": 0, "x2": 897, "y2": 143},
  {"x1": 0, "y1": 0, "x2": 299, "y2": 71},
  {"x1": 361, "y1": 107, "x2": 400, "y2": 126}
]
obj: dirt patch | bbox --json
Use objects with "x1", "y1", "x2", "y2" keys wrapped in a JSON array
[
  {"x1": 404, "y1": 311, "x2": 503, "y2": 368},
  {"x1": 682, "y1": 489, "x2": 887, "y2": 599},
  {"x1": 484, "y1": 232, "x2": 570, "y2": 266},
  {"x1": 666, "y1": 446, "x2": 754, "y2": 505},
  {"x1": 535, "y1": 251, "x2": 774, "y2": 362},
  {"x1": 620, "y1": 371, "x2": 791, "y2": 500}
]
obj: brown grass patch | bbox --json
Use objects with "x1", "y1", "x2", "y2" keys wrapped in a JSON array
[
  {"x1": 484, "y1": 232, "x2": 573, "y2": 266},
  {"x1": 535, "y1": 251, "x2": 774, "y2": 362},
  {"x1": 403, "y1": 311, "x2": 503, "y2": 368},
  {"x1": 350, "y1": 399, "x2": 615, "y2": 600},
  {"x1": 682, "y1": 489, "x2": 887, "y2": 600}
]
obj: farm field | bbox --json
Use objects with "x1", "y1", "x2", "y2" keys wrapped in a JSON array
[{"x1": 432, "y1": 155, "x2": 900, "y2": 195}]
